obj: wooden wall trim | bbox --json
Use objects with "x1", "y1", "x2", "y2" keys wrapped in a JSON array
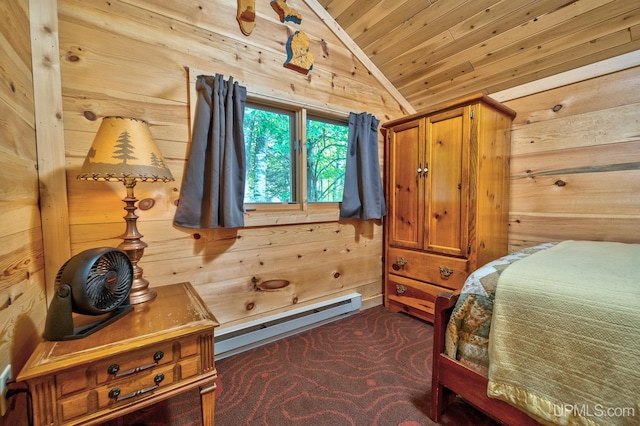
[
  {"x1": 303, "y1": 0, "x2": 416, "y2": 115},
  {"x1": 491, "y1": 50, "x2": 640, "y2": 102},
  {"x1": 30, "y1": 0, "x2": 70, "y2": 302}
]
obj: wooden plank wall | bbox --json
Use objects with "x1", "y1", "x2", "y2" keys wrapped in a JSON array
[
  {"x1": 2, "y1": 4, "x2": 639, "y2": 421},
  {"x1": 0, "y1": 0, "x2": 47, "y2": 420},
  {"x1": 504, "y1": 65, "x2": 640, "y2": 251},
  {"x1": 57, "y1": 0, "x2": 405, "y2": 331}
]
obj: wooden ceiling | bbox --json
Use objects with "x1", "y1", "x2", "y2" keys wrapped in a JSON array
[{"x1": 314, "y1": 0, "x2": 640, "y2": 112}]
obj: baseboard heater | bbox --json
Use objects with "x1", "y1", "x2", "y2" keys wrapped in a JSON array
[{"x1": 215, "y1": 293, "x2": 362, "y2": 360}]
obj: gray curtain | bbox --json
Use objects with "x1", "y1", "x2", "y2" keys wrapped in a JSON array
[
  {"x1": 340, "y1": 112, "x2": 386, "y2": 220},
  {"x1": 174, "y1": 74, "x2": 247, "y2": 228}
]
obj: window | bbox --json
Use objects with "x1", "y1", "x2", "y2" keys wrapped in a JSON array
[
  {"x1": 306, "y1": 117, "x2": 348, "y2": 203},
  {"x1": 243, "y1": 105, "x2": 297, "y2": 204},
  {"x1": 243, "y1": 100, "x2": 348, "y2": 218}
]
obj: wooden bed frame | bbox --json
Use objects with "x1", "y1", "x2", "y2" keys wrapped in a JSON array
[{"x1": 430, "y1": 292, "x2": 541, "y2": 425}]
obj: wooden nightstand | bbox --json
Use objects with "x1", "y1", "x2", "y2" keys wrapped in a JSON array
[{"x1": 17, "y1": 282, "x2": 219, "y2": 426}]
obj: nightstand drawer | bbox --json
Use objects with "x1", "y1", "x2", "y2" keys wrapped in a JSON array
[
  {"x1": 56, "y1": 337, "x2": 199, "y2": 400},
  {"x1": 57, "y1": 390, "x2": 90, "y2": 423},
  {"x1": 97, "y1": 363, "x2": 177, "y2": 408},
  {"x1": 56, "y1": 350, "x2": 205, "y2": 423},
  {"x1": 180, "y1": 353, "x2": 202, "y2": 379},
  {"x1": 95, "y1": 342, "x2": 174, "y2": 386},
  {"x1": 388, "y1": 247, "x2": 469, "y2": 290},
  {"x1": 58, "y1": 363, "x2": 176, "y2": 422},
  {"x1": 55, "y1": 342, "x2": 173, "y2": 399}
]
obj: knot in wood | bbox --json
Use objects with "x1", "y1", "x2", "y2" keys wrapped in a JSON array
[{"x1": 138, "y1": 198, "x2": 155, "y2": 210}]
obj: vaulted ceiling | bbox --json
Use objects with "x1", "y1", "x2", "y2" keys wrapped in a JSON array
[{"x1": 314, "y1": 0, "x2": 640, "y2": 113}]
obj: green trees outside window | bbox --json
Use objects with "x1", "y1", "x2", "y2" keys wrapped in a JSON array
[
  {"x1": 306, "y1": 118, "x2": 348, "y2": 202},
  {"x1": 244, "y1": 106, "x2": 295, "y2": 203},
  {"x1": 243, "y1": 103, "x2": 348, "y2": 206}
]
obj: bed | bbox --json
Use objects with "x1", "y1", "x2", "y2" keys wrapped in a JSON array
[{"x1": 430, "y1": 240, "x2": 640, "y2": 426}]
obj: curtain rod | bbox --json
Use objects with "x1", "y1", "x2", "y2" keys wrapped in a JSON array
[{"x1": 246, "y1": 90, "x2": 352, "y2": 118}]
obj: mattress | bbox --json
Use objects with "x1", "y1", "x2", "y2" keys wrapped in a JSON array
[
  {"x1": 444, "y1": 240, "x2": 640, "y2": 426},
  {"x1": 443, "y1": 242, "x2": 556, "y2": 374}
]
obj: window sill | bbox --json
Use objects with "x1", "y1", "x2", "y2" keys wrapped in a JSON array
[{"x1": 243, "y1": 206, "x2": 341, "y2": 227}]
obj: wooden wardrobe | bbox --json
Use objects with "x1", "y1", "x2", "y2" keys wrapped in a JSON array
[{"x1": 381, "y1": 94, "x2": 516, "y2": 322}]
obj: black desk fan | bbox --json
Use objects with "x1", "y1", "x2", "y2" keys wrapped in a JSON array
[{"x1": 44, "y1": 247, "x2": 134, "y2": 341}]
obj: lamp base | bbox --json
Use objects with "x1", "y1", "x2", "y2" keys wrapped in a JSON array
[
  {"x1": 128, "y1": 277, "x2": 157, "y2": 304},
  {"x1": 118, "y1": 177, "x2": 156, "y2": 305}
]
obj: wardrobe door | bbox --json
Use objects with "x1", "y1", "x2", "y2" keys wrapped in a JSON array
[
  {"x1": 424, "y1": 107, "x2": 471, "y2": 258},
  {"x1": 386, "y1": 119, "x2": 425, "y2": 250}
]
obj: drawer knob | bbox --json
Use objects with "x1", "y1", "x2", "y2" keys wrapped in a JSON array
[
  {"x1": 154, "y1": 373, "x2": 165, "y2": 384},
  {"x1": 439, "y1": 266, "x2": 454, "y2": 278},
  {"x1": 393, "y1": 257, "x2": 408, "y2": 270},
  {"x1": 107, "y1": 364, "x2": 120, "y2": 375},
  {"x1": 154, "y1": 351, "x2": 164, "y2": 362},
  {"x1": 396, "y1": 284, "x2": 407, "y2": 295},
  {"x1": 108, "y1": 387, "x2": 121, "y2": 399}
]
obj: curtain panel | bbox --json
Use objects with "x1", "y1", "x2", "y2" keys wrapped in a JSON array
[
  {"x1": 340, "y1": 112, "x2": 386, "y2": 220},
  {"x1": 174, "y1": 74, "x2": 247, "y2": 228}
]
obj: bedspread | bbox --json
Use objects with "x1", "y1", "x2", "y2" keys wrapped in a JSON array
[
  {"x1": 444, "y1": 242, "x2": 556, "y2": 375},
  {"x1": 488, "y1": 240, "x2": 640, "y2": 426}
]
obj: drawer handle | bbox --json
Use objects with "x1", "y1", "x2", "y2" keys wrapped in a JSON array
[
  {"x1": 107, "y1": 351, "x2": 164, "y2": 378},
  {"x1": 108, "y1": 374, "x2": 164, "y2": 402},
  {"x1": 396, "y1": 284, "x2": 407, "y2": 295},
  {"x1": 392, "y1": 257, "x2": 407, "y2": 271},
  {"x1": 439, "y1": 266, "x2": 454, "y2": 278}
]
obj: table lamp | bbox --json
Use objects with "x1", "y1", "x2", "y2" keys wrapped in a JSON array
[{"x1": 78, "y1": 116, "x2": 174, "y2": 304}]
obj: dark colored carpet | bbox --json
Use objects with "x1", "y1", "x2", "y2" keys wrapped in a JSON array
[{"x1": 100, "y1": 306, "x2": 499, "y2": 426}]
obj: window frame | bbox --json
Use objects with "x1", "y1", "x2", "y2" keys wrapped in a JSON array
[
  {"x1": 243, "y1": 96, "x2": 349, "y2": 226},
  {"x1": 243, "y1": 102, "x2": 300, "y2": 206},
  {"x1": 305, "y1": 113, "x2": 350, "y2": 205}
]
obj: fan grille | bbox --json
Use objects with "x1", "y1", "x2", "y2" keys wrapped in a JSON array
[{"x1": 86, "y1": 250, "x2": 133, "y2": 311}]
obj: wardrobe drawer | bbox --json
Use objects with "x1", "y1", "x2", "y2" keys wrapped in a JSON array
[
  {"x1": 387, "y1": 247, "x2": 469, "y2": 290},
  {"x1": 385, "y1": 274, "x2": 454, "y2": 322}
]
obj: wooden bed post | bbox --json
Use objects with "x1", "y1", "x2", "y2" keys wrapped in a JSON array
[{"x1": 431, "y1": 292, "x2": 459, "y2": 421}]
